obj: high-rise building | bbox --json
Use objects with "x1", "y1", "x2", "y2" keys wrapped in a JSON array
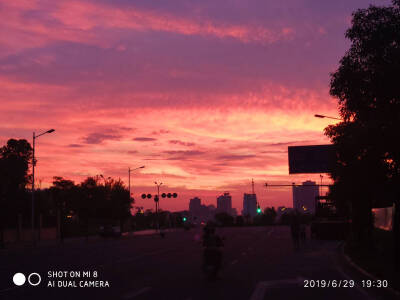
[
  {"x1": 217, "y1": 192, "x2": 232, "y2": 214},
  {"x1": 242, "y1": 193, "x2": 257, "y2": 217},
  {"x1": 188, "y1": 197, "x2": 215, "y2": 223},
  {"x1": 189, "y1": 197, "x2": 201, "y2": 214},
  {"x1": 292, "y1": 180, "x2": 319, "y2": 214}
]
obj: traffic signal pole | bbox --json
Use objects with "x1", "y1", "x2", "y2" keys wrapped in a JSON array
[{"x1": 141, "y1": 188, "x2": 178, "y2": 234}]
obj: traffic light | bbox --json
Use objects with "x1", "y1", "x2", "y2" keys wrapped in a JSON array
[
  {"x1": 257, "y1": 205, "x2": 262, "y2": 214},
  {"x1": 183, "y1": 217, "x2": 187, "y2": 222}
]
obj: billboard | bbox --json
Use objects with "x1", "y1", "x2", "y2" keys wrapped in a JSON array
[{"x1": 288, "y1": 144, "x2": 335, "y2": 174}]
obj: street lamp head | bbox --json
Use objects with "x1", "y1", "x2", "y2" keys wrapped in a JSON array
[
  {"x1": 47, "y1": 129, "x2": 55, "y2": 133},
  {"x1": 314, "y1": 114, "x2": 342, "y2": 121},
  {"x1": 140, "y1": 166, "x2": 145, "y2": 168}
]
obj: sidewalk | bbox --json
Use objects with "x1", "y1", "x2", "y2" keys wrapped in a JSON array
[{"x1": 338, "y1": 242, "x2": 400, "y2": 300}]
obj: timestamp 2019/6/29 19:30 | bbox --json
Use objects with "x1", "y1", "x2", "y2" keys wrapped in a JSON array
[{"x1": 303, "y1": 279, "x2": 389, "y2": 288}]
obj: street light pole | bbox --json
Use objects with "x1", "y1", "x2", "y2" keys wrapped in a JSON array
[
  {"x1": 32, "y1": 129, "x2": 55, "y2": 245},
  {"x1": 128, "y1": 166, "x2": 144, "y2": 203},
  {"x1": 31, "y1": 132, "x2": 35, "y2": 245}
]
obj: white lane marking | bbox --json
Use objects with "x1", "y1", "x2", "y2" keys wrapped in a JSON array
[
  {"x1": 250, "y1": 282, "x2": 267, "y2": 300},
  {"x1": 249, "y1": 277, "x2": 306, "y2": 300},
  {"x1": 122, "y1": 286, "x2": 152, "y2": 299},
  {"x1": 231, "y1": 259, "x2": 238, "y2": 265}
]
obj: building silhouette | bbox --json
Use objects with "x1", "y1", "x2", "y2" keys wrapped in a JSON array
[
  {"x1": 242, "y1": 193, "x2": 257, "y2": 217},
  {"x1": 189, "y1": 197, "x2": 201, "y2": 214},
  {"x1": 217, "y1": 192, "x2": 232, "y2": 215},
  {"x1": 292, "y1": 180, "x2": 319, "y2": 214},
  {"x1": 188, "y1": 197, "x2": 215, "y2": 223}
]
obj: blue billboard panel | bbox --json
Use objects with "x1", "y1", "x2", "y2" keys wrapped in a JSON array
[{"x1": 288, "y1": 145, "x2": 335, "y2": 174}]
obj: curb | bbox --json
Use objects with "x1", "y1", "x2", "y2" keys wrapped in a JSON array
[{"x1": 340, "y1": 242, "x2": 400, "y2": 298}]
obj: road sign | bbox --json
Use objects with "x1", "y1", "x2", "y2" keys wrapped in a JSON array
[{"x1": 288, "y1": 144, "x2": 335, "y2": 174}]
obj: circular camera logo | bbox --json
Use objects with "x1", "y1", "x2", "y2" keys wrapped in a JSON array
[
  {"x1": 13, "y1": 273, "x2": 26, "y2": 286},
  {"x1": 13, "y1": 273, "x2": 41, "y2": 286}
]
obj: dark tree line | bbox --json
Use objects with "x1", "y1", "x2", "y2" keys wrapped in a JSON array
[
  {"x1": 214, "y1": 207, "x2": 277, "y2": 227},
  {"x1": 326, "y1": 0, "x2": 400, "y2": 270},
  {"x1": 0, "y1": 138, "x2": 133, "y2": 238},
  {"x1": 49, "y1": 176, "x2": 132, "y2": 231}
]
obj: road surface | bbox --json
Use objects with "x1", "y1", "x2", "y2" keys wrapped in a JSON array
[{"x1": 0, "y1": 226, "x2": 394, "y2": 300}]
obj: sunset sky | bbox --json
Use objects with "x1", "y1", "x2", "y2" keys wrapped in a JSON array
[{"x1": 0, "y1": 0, "x2": 388, "y2": 212}]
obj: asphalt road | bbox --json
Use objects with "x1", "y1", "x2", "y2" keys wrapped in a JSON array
[{"x1": 0, "y1": 226, "x2": 395, "y2": 300}]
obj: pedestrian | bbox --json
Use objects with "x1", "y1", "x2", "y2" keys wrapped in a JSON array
[
  {"x1": 290, "y1": 213, "x2": 300, "y2": 251},
  {"x1": 300, "y1": 222, "x2": 306, "y2": 243}
]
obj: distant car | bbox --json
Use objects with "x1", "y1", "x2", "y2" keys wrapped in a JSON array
[{"x1": 99, "y1": 225, "x2": 121, "y2": 238}]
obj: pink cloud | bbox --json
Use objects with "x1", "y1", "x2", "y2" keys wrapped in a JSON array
[
  {"x1": 52, "y1": 1, "x2": 296, "y2": 44},
  {"x1": 0, "y1": 0, "x2": 296, "y2": 57}
]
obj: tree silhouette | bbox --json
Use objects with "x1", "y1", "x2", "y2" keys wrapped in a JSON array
[
  {"x1": 263, "y1": 207, "x2": 277, "y2": 225},
  {"x1": 327, "y1": 0, "x2": 400, "y2": 270},
  {"x1": 0, "y1": 139, "x2": 33, "y2": 246},
  {"x1": 0, "y1": 139, "x2": 32, "y2": 193}
]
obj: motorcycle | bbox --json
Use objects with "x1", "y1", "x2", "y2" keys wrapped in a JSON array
[
  {"x1": 203, "y1": 248, "x2": 222, "y2": 280},
  {"x1": 202, "y1": 235, "x2": 225, "y2": 280}
]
